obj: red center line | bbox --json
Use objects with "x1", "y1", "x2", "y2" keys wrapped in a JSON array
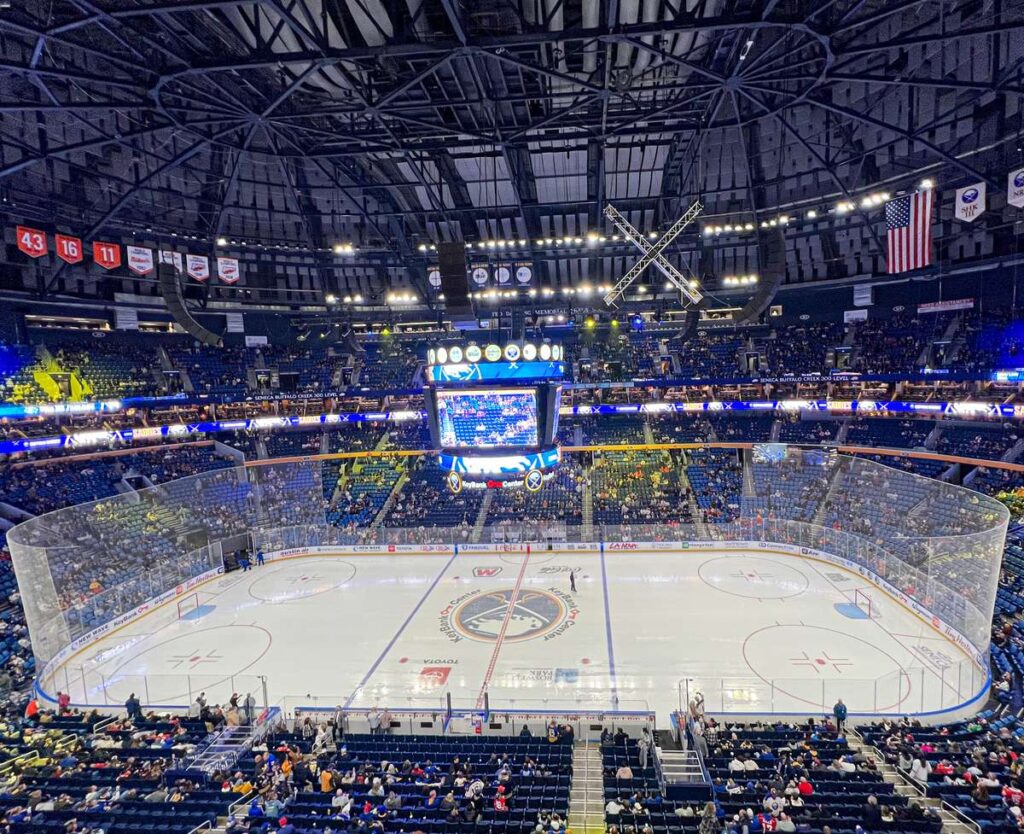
[{"x1": 476, "y1": 550, "x2": 531, "y2": 709}]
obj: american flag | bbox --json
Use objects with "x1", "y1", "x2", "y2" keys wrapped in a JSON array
[{"x1": 885, "y1": 189, "x2": 934, "y2": 274}]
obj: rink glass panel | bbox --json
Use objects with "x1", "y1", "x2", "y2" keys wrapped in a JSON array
[{"x1": 8, "y1": 453, "x2": 1008, "y2": 678}]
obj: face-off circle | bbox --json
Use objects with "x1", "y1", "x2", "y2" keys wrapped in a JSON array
[
  {"x1": 100, "y1": 624, "x2": 273, "y2": 704},
  {"x1": 742, "y1": 623, "x2": 912, "y2": 711},
  {"x1": 698, "y1": 555, "x2": 809, "y2": 599},
  {"x1": 248, "y1": 561, "x2": 357, "y2": 603}
]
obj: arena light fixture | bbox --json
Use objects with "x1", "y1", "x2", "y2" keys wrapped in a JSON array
[
  {"x1": 920, "y1": 178, "x2": 935, "y2": 190},
  {"x1": 216, "y1": 237, "x2": 227, "y2": 246},
  {"x1": 807, "y1": 210, "x2": 818, "y2": 219}
]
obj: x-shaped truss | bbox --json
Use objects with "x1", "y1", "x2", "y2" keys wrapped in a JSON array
[{"x1": 603, "y1": 201, "x2": 704, "y2": 307}]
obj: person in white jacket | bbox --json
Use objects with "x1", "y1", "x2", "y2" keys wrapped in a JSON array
[{"x1": 910, "y1": 757, "x2": 932, "y2": 783}]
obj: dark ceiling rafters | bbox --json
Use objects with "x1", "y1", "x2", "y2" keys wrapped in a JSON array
[{"x1": 0, "y1": 0, "x2": 1018, "y2": 297}]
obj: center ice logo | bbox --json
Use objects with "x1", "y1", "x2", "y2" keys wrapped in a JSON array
[{"x1": 451, "y1": 589, "x2": 567, "y2": 643}]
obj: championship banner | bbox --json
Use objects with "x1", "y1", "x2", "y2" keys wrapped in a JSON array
[
  {"x1": 954, "y1": 182, "x2": 985, "y2": 222},
  {"x1": 92, "y1": 241, "x2": 121, "y2": 271},
  {"x1": 515, "y1": 264, "x2": 533, "y2": 286},
  {"x1": 54, "y1": 234, "x2": 83, "y2": 264},
  {"x1": 1009, "y1": 168, "x2": 1024, "y2": 209},
  {"x1": 126, "y1": 245, "x2": 154, "y2": 275},
  {"x1": 159, "y1": 250, "x2": 183, "y2": 272},
  {"x1": 186, "y1": 254, "x2": 210, "y2": 281},
  {"x1": 15, "y1": 225, "x2": 47, "y2": 258},
  {"x1": 217, "y1": 256, "x2": 240, "y2": 283}
]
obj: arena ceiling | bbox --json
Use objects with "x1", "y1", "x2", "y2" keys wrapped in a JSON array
[{"x1": 0, "y1": 0, "x2": 1022, "y2": 299}]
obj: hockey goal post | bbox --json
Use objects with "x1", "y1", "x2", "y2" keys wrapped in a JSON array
[
  {"x1": 852, "y1": 588, "x2": 878, "y2": 619},
  {"x1": 176, "y1": 593, "x2": 200, "y2": 620}
]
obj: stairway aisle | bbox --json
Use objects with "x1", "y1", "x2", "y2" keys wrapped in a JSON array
[{"x1": 569, "y1": 739, "x2": 606, "y2": 834}]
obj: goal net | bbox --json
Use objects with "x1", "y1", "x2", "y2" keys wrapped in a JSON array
[
  {"x1": 852, "y1": 588, "x2": 878, "y2": 620},
  {"x1": 176, "y1": 593, "x2": 201, "y2": 621}
]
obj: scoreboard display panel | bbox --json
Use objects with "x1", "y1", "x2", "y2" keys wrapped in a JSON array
[
  {"x1": 426, "y1": 341, "x2": 562, "y2": 473},
  {"x1": 436, "y1": 388, "x2": 539, "y2": 449}
]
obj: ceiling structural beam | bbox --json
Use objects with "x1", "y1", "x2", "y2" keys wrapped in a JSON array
[
  {"x1": 439, "y1": 0, "x2": 467, "y2": 45},
  {"x1": 805, "y1": 96, "x2": 994, "y2": 186}
]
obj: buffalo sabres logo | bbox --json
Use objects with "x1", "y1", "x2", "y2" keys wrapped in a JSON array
[
  {"x1": 452, "y1": 589, "x2": 567, "y2": 643},
  {"x1": 524, "y1": 469, "x2": 544, "y2": 492},
  {"x1": 446, "y1": 471, "x2": 463, "y2": 494}
]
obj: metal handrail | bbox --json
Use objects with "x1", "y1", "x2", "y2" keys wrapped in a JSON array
[
  {"x1": 941, "y1": 799, "x2": 983, "y2": 834},
  {"x1": 228, "y1": 788, "x2": 257, "y2": 816},
  {"x1": 0, "y1": 750, "x2": 40, "y2": 775}
]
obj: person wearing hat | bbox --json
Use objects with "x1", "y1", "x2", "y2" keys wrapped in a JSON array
[
  {"x1": 493, "y1": 785, "x2": 509, "y2": 812},
  {"x1": 278, "y1": 817, "x2": 295, "y2": 834}
]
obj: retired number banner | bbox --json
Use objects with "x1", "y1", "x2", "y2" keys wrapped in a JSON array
[
  {"x1": 16, "y1": 226, "x2": 47, "y2": 258},
  {"x1": 92, "y1": 242, "x2": 121, "y2": 270},
  {"x1": 55, "y1": 234, "x2": 84, "y2": 264}
]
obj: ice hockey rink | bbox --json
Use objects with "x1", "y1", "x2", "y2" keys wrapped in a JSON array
[{"x1": 42, "y1": 547, "x2": 985, "y2": 720}]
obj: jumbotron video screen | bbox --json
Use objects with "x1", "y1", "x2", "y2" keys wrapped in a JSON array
[{"x1": 435, "y1": 389, "x2": 539, "y2": 449}]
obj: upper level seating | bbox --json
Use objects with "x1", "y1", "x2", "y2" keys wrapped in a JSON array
[
  {"x1": 853, "y1": 313, "x2": 954, "y2": 374},
  {"x1": 650, "y1": 416, "x2": 714, "y2": 443},
  {"x1": 49, "y1": 333, "x2": 161, "y2": 399},
  {"x1": 845, "y1": 419, "x2": 933, "y2": 449},
  {"x1": 765, "y1": 322, "x2": 845, "y2": 375},
  {"x1": 592, "y1": 450, "x2": 680, "y2": 525},
  {"x1": 274, "y1": 733, "x2": 571, "y2": 834},
  {"x1": 255, "y1": 344, "x2": 339, "y2": 393},
  {"x1": 959, "y1": 309, "x2": 1022, "y2": 372},
  {"x1": 935, "y1": 425, "x2": 1018, "y2": 461},
  {"x1": 777, "y1": 419, "x2": 837, "y2": 444},
  {"x1": 708, "y1": 414, "x2": 774, "y2": 442},
  {"x1": 326, "y1": 425, "x2": 387, "y2": 453},
  {"x1": 358, "y1": 340, "x2": 419, "y2": 389},
  {"x1": 264, "y1": 430, "x2": 323, "y2": 459},
  {"x1": 573, "y1": 332, "x2": 637, "y2": 383},
  {"x1": 167, "y1": 343, "x2": 249, "y2": 398},
  {"x1": 677, "y1": 332, "x2": 743, "y2": 378},
  {"x1": 629, "y1": 333, "x2": 672, "y2": 378},
  {"x1": 0, "y1": 342, "x2": 46, "y2": 403},
  {"x1": 578, "y1": 416, "x2": 646, "y2": 445}
]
